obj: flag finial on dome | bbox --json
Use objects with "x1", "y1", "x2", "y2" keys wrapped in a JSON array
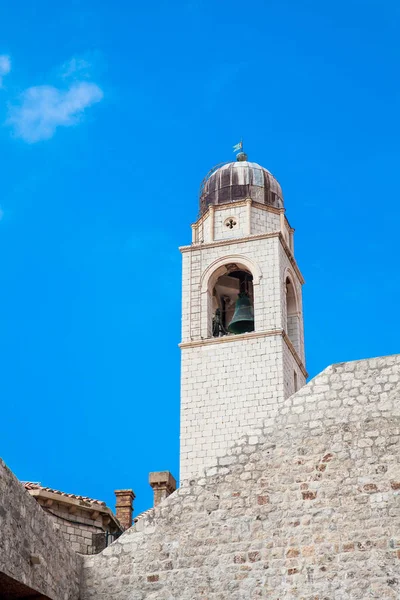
[{"x1": 233, "y1": 139, "x2": 247, "y2": 161}]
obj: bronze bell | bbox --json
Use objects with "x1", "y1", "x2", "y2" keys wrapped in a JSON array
[{"x1": 228, "y1": 292, "x2": 254, "y2": 334}]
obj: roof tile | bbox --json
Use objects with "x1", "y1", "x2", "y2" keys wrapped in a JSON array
[{"x1": 23, "y1": 482, "x2": 106, "y2": 506}]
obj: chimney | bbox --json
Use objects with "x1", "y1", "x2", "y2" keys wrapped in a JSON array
[
  {"x1": 114, "y1": 489, "x2": 135, "y2": 530},
  {"x1": 149, "y1": 471, "x2": 177, "y2": 507}
]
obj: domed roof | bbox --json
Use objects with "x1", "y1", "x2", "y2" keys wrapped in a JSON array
[{"x1": 200, "y1": 154, "x2": 283, "y2": 215}]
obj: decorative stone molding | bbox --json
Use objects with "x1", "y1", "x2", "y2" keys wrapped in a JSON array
[
  {"x1": 179, "y1": 328, "x2": 284, "y2": 349},
  {"x1": 223, "y1": 216, "x2": 238, "y2": 230},
  {"x1": 200, "y1": 254, "x2": 262, "y2": 294},
  {"x1": 180, "y1": 231, "x2": 280, "y2": 253},
  {"x1": 181, "y1": 232, "x2": 304, "y2": 288}
]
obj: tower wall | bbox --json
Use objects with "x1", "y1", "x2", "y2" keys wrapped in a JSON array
[
  {"x1": 283, "y1": 336, "x2": 305, "y2": 397},
  {"x1": 181, "y1": 334, "x2": 286, "y2": 482},
  {"x1": 278, "y1": 241, "x2": 306, "y2": 366},
  {"x1": 192, "y1": 202, "x2": 282, "y2": 245},
  {"x1": 181, "y1": 234, "x2": 284, "y2": 342},
  {"x1": 180, "y1": 202, "x2": 306, "y2": 482}
]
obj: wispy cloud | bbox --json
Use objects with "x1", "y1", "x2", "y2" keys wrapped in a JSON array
[
  {"x1": 60, "y1": 57, "x2": 92, "y2": 80},
  {"x1": 0, "y1": 55, "x2": 11, "y2": 87},
  {"x1": 8, "y1": 80, "x2": 103, "y2": 143},
  {"x1": 5, "y1": 54, "x2": 103, "y2": 143}
]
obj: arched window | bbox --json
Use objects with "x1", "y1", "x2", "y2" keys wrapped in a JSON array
[
  {"x1": 211, "y1": 266, "x2": 254, "y2": 337},
  {"x1": 285, "y1": 276, "x2": 300, "y2": 354}
]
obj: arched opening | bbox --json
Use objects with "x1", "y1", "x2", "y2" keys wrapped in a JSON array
[
  {"x1": 285, "y1": 276, "x2": 300, "y2": 353},
  {"x1": 211, "y1": 266, "x2": 254, "y2": 337}
]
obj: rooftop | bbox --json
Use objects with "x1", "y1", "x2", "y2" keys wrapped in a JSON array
[{"x1": 23, "y1": 481, "x2": 106, "y2": 506}]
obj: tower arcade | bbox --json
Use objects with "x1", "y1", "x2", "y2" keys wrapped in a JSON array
[{"x1": 179, "y1": 152, "x2": 307, "y2": 483}]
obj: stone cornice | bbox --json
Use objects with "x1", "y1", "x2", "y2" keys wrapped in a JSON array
[
  {"x1": 179, "y1": 329, "x2": 308, "y2": 378},
  {"x1": 179, "y1": 232, "x2": 305, "y2": 285},
  {"x1": 180, "y1": 328, "x2": 307, "y2": 377},
  {"x1": 180, "y1": 231, "x2": 279, "y2": 253},
  {"x1": 284, "y1": 214, "x2": 294, "y2": 232},
  {"x1": 242, "y1": 201, "x2": 283, "y2": 216},
  {"x1": 179, "y1": 328, "x2": 284, "y2": 349},
  {"x1": 191, "y1": 200, "x2": 284, "y2": 229}
]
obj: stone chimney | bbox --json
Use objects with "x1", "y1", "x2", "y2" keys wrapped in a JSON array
[
  {"x1": 149, "y1": 471, "x2": 176, "y2": 507},
  {"x1": 114, "y1": 489, "x2": 135, "y2": 530}
]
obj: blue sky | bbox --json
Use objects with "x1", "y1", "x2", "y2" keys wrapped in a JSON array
[{"x1": 1, "y1": 0, "x2": 399, "y2": 516}]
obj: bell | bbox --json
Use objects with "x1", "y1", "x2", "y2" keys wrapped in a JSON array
[{"x1": 228, "y1": 293, "x2": 254, "y2": 334}]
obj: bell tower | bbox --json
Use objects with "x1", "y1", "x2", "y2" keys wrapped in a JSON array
[{"x1": 179, "y1": 152, "x2": 307, "y2": 483}]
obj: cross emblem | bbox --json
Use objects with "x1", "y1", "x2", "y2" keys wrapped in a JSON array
[{"x1": 225, "y1": 218, "x2": 237, "y2": 229}]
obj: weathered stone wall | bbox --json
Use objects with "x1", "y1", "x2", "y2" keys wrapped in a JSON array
[
  {"x1": 46, "y1": 503, "x2": 110, "y2": 554},
  {"x1": 0, "y1": 459, "x2": 81, "y2": 600},
  {"x1": 81, "y1": 354, "x2": 400, "y2": 599}
]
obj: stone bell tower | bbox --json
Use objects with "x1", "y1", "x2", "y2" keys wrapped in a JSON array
[{"x1": 179, "y1": 151, "x2": 307, "y2": 483}]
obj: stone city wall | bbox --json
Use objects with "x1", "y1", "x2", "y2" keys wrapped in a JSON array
[
  {"x1": 81, "y1": 354, "x2": 400, "y2": 599},
  {"x1": 0, "y1": 459, "x2": 81, "y2": 600}
]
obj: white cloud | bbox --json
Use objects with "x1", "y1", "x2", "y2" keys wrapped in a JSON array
[
  {"x1": 8, "y1": 81, "x2": 103, "y2": 143},
  {"x1": 60, "y1": 57, "x2": 92, "y2": 80},
  {"x1": 0, "y1": 55, "x2": 11, "y2": 87}
]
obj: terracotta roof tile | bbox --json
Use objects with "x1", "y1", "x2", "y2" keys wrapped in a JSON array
[{"x1": 23, "y1": 482, "x2": 106, "y2": 506}]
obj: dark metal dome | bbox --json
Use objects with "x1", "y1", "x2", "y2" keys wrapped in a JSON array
[{"x1": 200, "y1": 158, "x2": 284, "y2": 215}]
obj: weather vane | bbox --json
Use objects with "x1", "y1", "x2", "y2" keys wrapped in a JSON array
[
  {"x1": 233, "y1": 139, "x2": 243, "y2": 154},
  {"x1": 233, "y1": 139, "x2": 247, "y2": 161}
]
